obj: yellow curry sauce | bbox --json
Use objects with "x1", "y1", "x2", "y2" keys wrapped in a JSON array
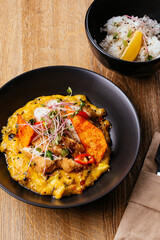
[{"x1": 0, "y1": 94, "x2": 111, "y2": 199}]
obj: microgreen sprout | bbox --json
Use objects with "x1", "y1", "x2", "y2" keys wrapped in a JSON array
[{"x1": 67, "y1": 87, "x2": 72, "y2": 95}]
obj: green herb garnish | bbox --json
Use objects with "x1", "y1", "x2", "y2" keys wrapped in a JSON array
[
  {"x1": 127, "y1": 29, "x2": 132, "y2": 38},
  {"x1": 80, "y1": 99, "x2": 85, "y2": 109},
  {"x1": 46, "y1": 150, "x2": 53, "y2": 160},
  {"x1": 56, "y1": 97, "x2": 63, "y2": 102},
  {"x1": 67, "y1": 87, "x2": 72, "y2": 95},
  {"x1": 147, "y1": 55, "x2": 153, "y2": 61},
  {"x1": 114, "y1": 22, "x2": 120, "y2": 27},
  {"x1": 113, "y1": 33, "x2": 118, "y2": 40}
]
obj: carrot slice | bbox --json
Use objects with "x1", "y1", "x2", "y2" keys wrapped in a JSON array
[
  {"x1": 17, "y1": 114, "x2": 34, "y2": 147},
  {"x1": 66, "y1": 106, "x2": 107, "y2": 165}
]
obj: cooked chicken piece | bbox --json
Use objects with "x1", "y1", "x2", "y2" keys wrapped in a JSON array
[
  {"x1": 58, "y1": 157, "x2": 82, "y2": 172},
  {"x1": 32, "y1": 156, "x2": 82, "y2": 174},
  {"x1": 22, "y1": 147, "x2": 58, "y2": 174},
  {"x1": 22, "y1": 147, "x2": 33, "y2": 158},
  {"x1": 33, "y1": 135, "x2": 85, "y2": 158},
  {"x1": 23, "y1": 149, "x2": 54, "y2": 174},
  {"x1": 22, "y1": 147, "x2": 82, "y2": 174},
  {"x1": 33, "y1": 156, "x2": 58, "y2": 174},
  {"x1": 53, "y1": 145, "x2": 62, "y2": 155},
  {"x1": 32, "y1": 137, "x2": 63, "y2": 155},
  {"x1": 63, "y1": 136, "x2": 85, "y2": 158}
]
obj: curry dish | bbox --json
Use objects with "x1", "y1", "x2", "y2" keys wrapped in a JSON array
[{"x1": 0, "y1": 93, "x2": 111, "y2": 199}]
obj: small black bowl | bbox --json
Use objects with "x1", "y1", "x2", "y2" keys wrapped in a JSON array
[{"x1": 85, "y1": 0, "x2": 160, "y2": 76}]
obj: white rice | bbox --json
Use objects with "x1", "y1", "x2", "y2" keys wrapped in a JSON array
[{"x1": 100, "y1": 15, "x2": 160, "y2": 61}]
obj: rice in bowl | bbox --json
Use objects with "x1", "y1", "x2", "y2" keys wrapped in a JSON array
[{"x1": 100, "y1": 15, "x2": 160, "y2": 61}]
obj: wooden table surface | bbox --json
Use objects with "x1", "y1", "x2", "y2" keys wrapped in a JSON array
[{"x1": 0, "y1": 1, "x2": 160, "y2": 239}]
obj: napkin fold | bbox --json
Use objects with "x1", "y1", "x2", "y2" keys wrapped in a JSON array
[{"x1": 114, "y1": 132, "x2": 160, "y2": 240}]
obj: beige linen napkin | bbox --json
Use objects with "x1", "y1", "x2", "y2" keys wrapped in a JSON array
[{"x1": 114, "y1": 132, "x2": 160, "y2": 240}]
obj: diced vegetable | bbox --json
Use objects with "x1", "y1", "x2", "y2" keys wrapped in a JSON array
[
  {"x1": 77, "y1": 111, "x2": 89, "y2": 119},
  {"x1": 66, "y1": 106, "x2": 107, "y2": 166},
  {"x1": 75, "y1": 153, "x2": 94, "y2": 165},
  {"x1": 17, "y1": 114, "x2": 35, "y2": 147},
  {"x1": 34, "y1": 121, "x2": 44, "y2": 125}
]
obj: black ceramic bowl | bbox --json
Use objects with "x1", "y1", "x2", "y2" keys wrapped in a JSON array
[
  {"x1": 85, "y1": 0, "x2": 160, "y2": 76},
  {"x1": 0, "y1": 66, "x2": 140, "y2": 208}
]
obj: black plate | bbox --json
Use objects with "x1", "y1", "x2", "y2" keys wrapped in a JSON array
[{"x1": 0, "y1": 66, "x2": 140, "y2": 208}]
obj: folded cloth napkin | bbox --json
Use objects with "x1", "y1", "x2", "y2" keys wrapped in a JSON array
[{"x1": 114, "y1": 132, "x2": 160, "y2": 240}]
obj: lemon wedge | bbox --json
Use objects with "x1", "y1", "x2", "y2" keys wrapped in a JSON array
[{"x1": 120, "y1": 30, "x2": 143, "y2": 61}]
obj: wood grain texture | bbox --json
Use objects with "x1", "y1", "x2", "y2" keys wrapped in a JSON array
[{"x1": 0, "y1": 1, "x2": 160, "y2": 240}]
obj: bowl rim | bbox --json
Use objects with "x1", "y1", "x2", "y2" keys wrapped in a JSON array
[
  {"x1": 0, "y1": 65, "x2": 141, "y2": 208},
  {"x1": 85, "y1": 1, "x2": 160, "y2": 64}
]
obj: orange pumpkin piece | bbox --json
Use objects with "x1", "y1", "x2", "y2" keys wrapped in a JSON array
[
  {"x1": 70, "y1": 115, "x2": 107, "y2": 165},
  {"x1": 17, "y1": 114, "x2": 34, "y2": 147},
  {"x1": 65, "y1": 105, "x2": 107, "y2": 165}
]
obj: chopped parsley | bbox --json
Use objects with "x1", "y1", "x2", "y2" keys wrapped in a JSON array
[
  {"x1": 147, "y1": 55, "x2": 153, "y2": 61},
  {"x1": 114, "y1": 22, "x2": 120, "y2": 27},
  {"x1": 113, "y1": 33, "x2": 118, "y2": 40},
  {"x1": 46, "y1": 150, "x2": 53, "y2": 160},
  {"x1": 123, "y1": 40, "x2": 128, "y2": 46},
  {"x1": 127, "y1": 29, "x2": 132, "y2": 38}
]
